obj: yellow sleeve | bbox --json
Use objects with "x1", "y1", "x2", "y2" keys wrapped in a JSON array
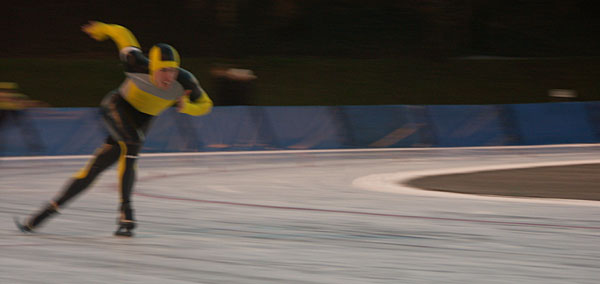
[
  {"x1": 179, "y1": 91, "x2": 213, "y2": 116},
  {"x1": 86, "y1": 22, "x2": 141, "y2": 50}
]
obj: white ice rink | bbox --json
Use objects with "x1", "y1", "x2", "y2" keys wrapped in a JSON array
[{"x1": 1, "y1": 145, "x2": 599, "y2": 283}]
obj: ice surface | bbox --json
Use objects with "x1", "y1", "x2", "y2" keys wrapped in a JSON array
[{"x1": 1, "y1": 146, "x2": 599, "y2": 283}]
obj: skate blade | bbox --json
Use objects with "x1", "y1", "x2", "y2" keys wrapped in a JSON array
[
  {"x1": 114, "y1": 229, "x2": 133, "y2": 237},
  {"x1": 13, "y1": 217, "x2": 32, "y2": 233}
]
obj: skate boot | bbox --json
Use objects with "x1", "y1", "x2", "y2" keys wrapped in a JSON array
[
  {"x1": 114, "y1": 204, "x2": 136, "y2": 237},
  {"x1": 15, "y1": 202, "x2": 60, "y2": 233},
  {"x1": 14, "y1": 217, "x2": 33, "y2": 233}
]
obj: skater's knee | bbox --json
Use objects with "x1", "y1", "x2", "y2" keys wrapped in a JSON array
[
  {"x1": 126, "y1": 142, "x2": 140, "y2": 157},
  {"x1": 116, "y1": 141, "x2": 141, "y2": 157},
  {"x1": 73, "y1": 144, "x2": 120, "y2": 179},
  {"x1": 49, "y1": 201, "x2": 60, "y2": 211}
]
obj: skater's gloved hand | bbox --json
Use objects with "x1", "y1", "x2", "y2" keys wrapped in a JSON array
[
  {"x1": 82, "y1": 21, "x2": 109, "y2": 41},
  {"x1": 176, "y1": 90, "x2": 192, "y2": 112}
]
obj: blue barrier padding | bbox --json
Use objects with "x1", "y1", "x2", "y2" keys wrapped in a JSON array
[
  {"x1": 1, "y1": 102, "x2": 599, "y2": 156},
  {"x1": 427, "y1": 105, "x2": 508, "y2": 147},
  {"x1": 0, "y1": 108, "x2": 106, "y2": 156},
  {"x1": 0, "y1": 113, "x2": 38, "y2": 156},
  {"x1": 339, "y1": 105, "x2": 425, "y2": 147},
  {"x1": 142, "y1": 108, "x2": 202, "y2": 153},
  {"x1": 146, "y1": 106, "x2": 277, "y2": 152},
  {"x1": 262, "y1": 106, "x2": 344, "y2": 149},
  {"x1": 511, "y1": 102, "x2": 598, "y2": 145},
  {"x1": 36, "y1": 108, "x2": 106, "y2": 155},
  {"x1": 584, "y1": 101, "x2": 600, "y2": 140}
]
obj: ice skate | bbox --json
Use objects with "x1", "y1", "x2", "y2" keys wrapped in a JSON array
[
  {"x1": 13, "y1": 217, "x2": 33, "y2": 233},
  {"x1": 14, "y1": 202, "x2": 59, "y2": 234},
  {"x1": 114, "y1": 221, "x2": 136, "y2": 237},
  {"x1": 114, "y1": 204, "x2": 136, "y2": 237}
]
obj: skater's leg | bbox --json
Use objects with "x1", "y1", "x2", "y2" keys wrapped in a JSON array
[
  {"x1": 18, "y1": 201, "x2": 60, "y2": 232},
  {"x1": 101, "y1": 92, "x2": 151, "y2": 236},
  {"x1": 54, "y1": 137, "x2": 121, "y2": 207},
  {"x1": 22, "y1": 137, "x2": 121, "y2": 231},
  {"x1": 115, "y1": 141, "x2": 140, "y2": 236}
]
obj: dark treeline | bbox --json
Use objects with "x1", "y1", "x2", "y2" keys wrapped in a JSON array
[{"x1": 3, "y1": 0, "x2": 600, "y2": 58}]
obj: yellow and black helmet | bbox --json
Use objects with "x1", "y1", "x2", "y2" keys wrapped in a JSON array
[{"x1": 148, "y1": 43, "x2": 180, "y2": 73}]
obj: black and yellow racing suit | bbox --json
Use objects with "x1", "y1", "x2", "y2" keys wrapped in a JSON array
[{"x1": 32, "y1": 22, "x2": 213, "y2": 228}]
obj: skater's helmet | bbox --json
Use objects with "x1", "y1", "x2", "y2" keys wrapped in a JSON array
[{"x1": 149, "y1": 43, "x2": 180, "y2": 74}]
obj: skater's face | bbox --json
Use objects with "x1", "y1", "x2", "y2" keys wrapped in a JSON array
[{"x1": 153, "y1": 67, "x2": 179, "y2": 90}]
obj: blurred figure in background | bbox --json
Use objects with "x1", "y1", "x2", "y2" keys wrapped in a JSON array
[
  {"x1": 211, "y1": 66, "x2": 257, "y2": 106},
  {"x1": 0, "y1": 82, "x2": 47, "y2": 155},
  {"x1": 15, "y1": 21, "x2": 213, "y2": 237}
]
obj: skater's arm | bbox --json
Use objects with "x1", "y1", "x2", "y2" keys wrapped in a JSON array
[
  {"x1": 177, "y1": 90, "x2": 213, "y2": 116},
  {"x1": 82, "y1": 21, "x2": 148, "y2": 71},
  {"x1": 176, "y1": 70, "x2": 213, "y2": 116},
  {"x1": 81, "y1": 21, "x2": 141, "y2": 52}
]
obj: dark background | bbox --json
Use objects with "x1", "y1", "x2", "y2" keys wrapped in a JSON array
[
  {"x1": 4, "y1": 0, "x2": 600, "y2": 58},
  {"x1": 2, "y1": 0, "x2": 600, "y2": 106}
]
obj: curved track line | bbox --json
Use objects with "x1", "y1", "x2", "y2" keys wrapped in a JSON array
[{"x1": 353, "y1": 159, "x2": 600, "y2": 207}]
